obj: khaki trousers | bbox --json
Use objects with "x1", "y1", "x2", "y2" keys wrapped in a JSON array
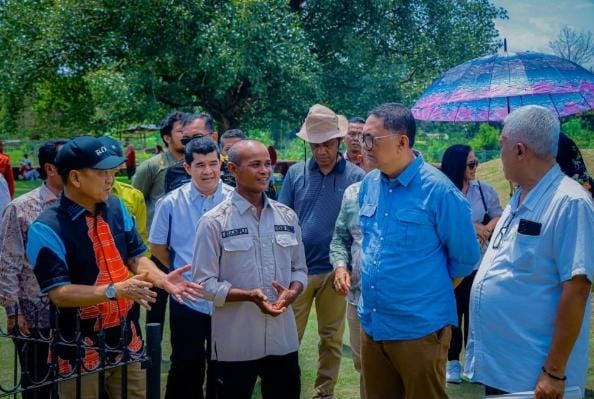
[
  {"x1": 293, "y1": 271, "x2": 346, "y2": 399},
  {"x1": 346, "y1": 302, "x2": 365, "y2": 399},
  {"x1": 58, "y1": 363, "x2": 146, "y2": 399},
  {"x1": 361, "y1": 327, "x2": 451, "y2": 399}
]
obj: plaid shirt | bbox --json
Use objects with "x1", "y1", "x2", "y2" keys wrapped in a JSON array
[{"x1": 0, "y1": 184, "x2": 58, "y2": 329}]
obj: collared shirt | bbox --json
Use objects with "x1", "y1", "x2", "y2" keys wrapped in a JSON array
[
  {"x1": 329, "y1": 181, "x2": 362, "y2": 305},
  {"x1": 358, "y1": 155, "x2": 480, "y2": 341},
  {"x1": 278, "y1": 155, "x2": 365, "y2": 275},
  {"x1": 112, "y1": 180, "x2": 148, "y2": 251},
  {"x1": 464, "y1": 165, "x2": 594, "y2": 394},
  {"x1": 192, "y1": 191, "x2": 308, "y2": 362},
  {"x1": 132, "y1": 149, "x2": 178, "y2": 225},
  {"x1": 0, "y1": 184, "x2": 58, "y2": 329},
  {"x1": 150, "y1": 180, "x2": 233, "y2": 314},
  {"x1": 26, "y1": 194, "x2": 146, "y2": 370}
]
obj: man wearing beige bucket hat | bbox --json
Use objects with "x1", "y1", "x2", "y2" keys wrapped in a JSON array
[{"x1": 279, "y1": 104, "x2": 365, "y2": 399}]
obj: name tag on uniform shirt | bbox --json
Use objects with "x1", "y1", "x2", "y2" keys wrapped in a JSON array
[
  {"x1": 221, "y1": 228, "x2": 249, "y2": 238},
  {"x1": 274, "y1": 225, "x2": 295, "y2": 233}
]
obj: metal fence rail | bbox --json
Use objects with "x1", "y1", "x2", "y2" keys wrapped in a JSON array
[{"x1": 0, "y1": 310, "x2": 161, "y2": 399}]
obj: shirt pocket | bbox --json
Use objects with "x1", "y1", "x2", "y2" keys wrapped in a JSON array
[
  {"x1": 273, "y1": 233, "x2": 299, "y2": 284},
  {"x1": 509, "y1": 233, "x2": 539, "y2": 270},
  {"x1": 221, "y1": 237, "x2": 255, "y2": 283},
  {"x1": 395, "y1": 210, "x2": 436, "y2": 250}
]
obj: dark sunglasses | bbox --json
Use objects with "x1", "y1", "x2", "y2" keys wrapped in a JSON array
[
  {"x1": 181, "y1": 134, "x2": 212, "y2": 146},
  {"x1": 467, "y1": 160, "x2": 479, "y2": 170}
]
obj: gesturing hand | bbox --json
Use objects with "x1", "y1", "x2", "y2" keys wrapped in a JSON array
[
  {"x1": 250, "y1": 289, "x2": 285, "y2": 317},
  {"x1": 163, "y1": 264, "x2": 204, "y2": 304},
  {"x1": 271, "y1": 281, "x2": 300, "y2": 311},
  {"x1": 116, "y1": 273, "x2": 156, "y2": 310}
]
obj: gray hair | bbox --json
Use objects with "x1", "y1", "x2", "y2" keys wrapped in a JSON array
[{"x1": 503, "y1": 105, "x2": 560, "y2": 158}]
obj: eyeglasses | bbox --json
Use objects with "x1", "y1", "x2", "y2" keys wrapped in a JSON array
[
  {"x1": 492, "y1": 212, "x2": 516, "y2": 249},
  {"x1": 181, "y1": 133, "x2": 212, "y2": 146},
  {"x1": 467, "y1": 160, "x2": 479, "y2": 170},
  {"x1": 359, "y1": 133, "x2": 396, "y2": 150}
]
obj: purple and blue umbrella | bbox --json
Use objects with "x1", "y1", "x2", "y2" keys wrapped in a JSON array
[{"x1": 412, "y1": 51, "x2": 594, "y2": 122}]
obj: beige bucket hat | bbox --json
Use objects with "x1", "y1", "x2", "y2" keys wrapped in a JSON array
[{"x1": 296, "y1": 104, "x2": 348, "y2": 144}]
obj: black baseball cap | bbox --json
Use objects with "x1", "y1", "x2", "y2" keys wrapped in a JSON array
[{"x1": 56, "y1": 136, "x2": 125, "y2": 175}]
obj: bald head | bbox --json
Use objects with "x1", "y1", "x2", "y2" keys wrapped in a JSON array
[{"x1": 228, "y1": 140, "x2": 269, "y2": 166}]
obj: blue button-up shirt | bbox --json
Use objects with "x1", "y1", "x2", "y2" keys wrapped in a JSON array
[
  {"x1": 149, "y1": 180, "x2": 233, "y2": 314},
  {"x1": 357, "y1": 155, "x2": 480, "y2": 340},
  {"x1": 465, "y1": 165, "x2": 594, "y2": 394}
]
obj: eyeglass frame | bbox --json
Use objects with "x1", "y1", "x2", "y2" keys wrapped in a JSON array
[
  {"x1": 181, "y1": 133, "x2": 213, "y2": 146},
  {"x1": 492, "y1": 212, "x2": 516, "y2": 249},
  {"x1": 467, "y1": 160, "x2": 479, "y2": 170},
  {"x1": 358, "y1": 133, "x2": 398, "y2": 150}
]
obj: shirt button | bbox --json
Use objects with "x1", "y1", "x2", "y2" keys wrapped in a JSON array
[
  {"x1": 384, "y1": 213, "x2": 388, "y2": 217},
  {"x1": 374, "y1": 261, "x2": 378, "y2": 265},
  {"x1": 372, "y1": 308, "x2": 377, "y2": 312},
  {"x1": 389, "y1": 189, "x2": 393, "y2": 193},
  {"x1": 380, "y1": 237, "x2": 384, "y2": 241},
  {"x1": 371, "y1": 285, "x2": 375, "y2": 289}
]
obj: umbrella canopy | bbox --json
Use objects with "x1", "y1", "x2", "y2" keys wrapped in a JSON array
[{"x1": 412, "y1": 52, "x2": 594, "y2": 122}]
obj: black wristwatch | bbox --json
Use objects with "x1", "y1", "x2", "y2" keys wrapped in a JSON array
[{"x1": 105, "y1": 283, "x2": 117, "y2": 300}]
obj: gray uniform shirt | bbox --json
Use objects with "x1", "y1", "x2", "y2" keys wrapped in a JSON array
[{"x1": 192, "y1": 191, "x2": 308, "y2": 362}]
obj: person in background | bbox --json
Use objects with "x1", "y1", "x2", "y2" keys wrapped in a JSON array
[
  {"x1": 0, "y1": 139, "x2": 67, "y2": 399},
  {"x1": 329, "y1": 150, "x2": 377, "y2": 399},
  {"x1": 440, "y1": 144, "x2": 502, "y2": 384},
  {"x1": 132, "y1": 110, "x2": 187, "y2": 336},
  {"x1": 219, "y1": 129, "x2": 247, "y2": 186},
  {"x1": 464, "y1": 105, "x2": 594, "y2": 397},
  {"x1": 125, "y1": 142, "x2": 136, "y2": 179},
  {"x1": 150, "y1": 137, "x2": 233, "y2": 399},
  {"x1": 279, "y1": 104, "x2": 365, "y2": 399},
  {"x1": 0, "y1": 140, "x2": 15, "y2": 199},
  {"x1": 343, "y1": 117, "x2": 365, "y2": 168},
  {"x1": 357, "y1": 103, "x2": 480, "y2": 399},
  {"x1": 19, "y1": 154, "x2": 40, "y2": 180},
  {"x1": 192, "y1": 140, "x2": 307, "y2": 399},
  {"x1": 99, "y1": 136, "x2": 149, "y2": 248},
  {"x1": 556, "y1": 132, "x2": 594, "y2": 199},
  {"x1": 164, "y1": 113, "x2": 216, "y2": 193}
]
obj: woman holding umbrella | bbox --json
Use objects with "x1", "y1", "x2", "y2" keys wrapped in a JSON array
[{"x1": 440, "y1": 144, "x2": 503, "y2": 384}]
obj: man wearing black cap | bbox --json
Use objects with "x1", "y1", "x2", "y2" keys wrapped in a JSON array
[{"x1": 26, "y1": 136, "x2": 202, "y2": 399}]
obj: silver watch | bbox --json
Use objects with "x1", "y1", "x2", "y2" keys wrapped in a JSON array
[{"x1": 105, "y1": 283, "x2": 117, "y2": 300}]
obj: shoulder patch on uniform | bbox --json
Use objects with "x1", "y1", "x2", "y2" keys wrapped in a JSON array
[
  {"x1": 221, "y1": 228, "x2": 249, "y2": 238},
  {"x1": 274, "y1": 225, "x2": 295, "y2": 233}
]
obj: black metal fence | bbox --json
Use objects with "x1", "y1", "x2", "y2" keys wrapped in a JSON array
[{"x1": 0, "y1": 310, "x2": 161, "y2": 399}]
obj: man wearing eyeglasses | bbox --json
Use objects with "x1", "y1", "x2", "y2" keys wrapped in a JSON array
[
  {"x1": 278, "y1": 104, "x2": 365, "y2": 399},
  {"x1": 164, "y1": 112, "x2": 216, "y2": 193},
  {"x1": 464, "y1": 105, "x2": 594, "y2": 399},
  {"x1": 357, "y1": 103, "x2": 480, "y2": 399}
]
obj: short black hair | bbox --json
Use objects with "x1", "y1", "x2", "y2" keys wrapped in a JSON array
[
  {"x1": 160, "y1": 111, "x2": 187, "y2": 146},
  {"x1": 184, "y1": 136, "x2": 220, "y2": 164},
  {"x1": 38, "y1": 139, "x2": 68, "y2": 180},
  {"x1": 220, "y1": 129, "x2": 247, "y2": 142},
  {"x1": 368, "y1": 103, "x2": 416, "y2": 147},
  {"x1": 183, "y1": 113, "x2": 215, "y2": 133},
  {"x1": 348, "y1": 117, "x2": 365, "y2": 124}
]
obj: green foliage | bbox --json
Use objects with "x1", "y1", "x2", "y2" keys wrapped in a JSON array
[
  {"x1": 562, "y1": 117, "x2": 594, "y2": 148},
  {"x1": 469, "y1": 123, "x2": 500, "y2": 151},
  {"x1": 0, "y1": 0, "x2": 507, "y2": 138}
]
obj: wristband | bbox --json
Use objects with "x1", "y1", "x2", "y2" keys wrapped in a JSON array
[{"x1": 541, "y1": 366, "x2": 567, "y2": 381}]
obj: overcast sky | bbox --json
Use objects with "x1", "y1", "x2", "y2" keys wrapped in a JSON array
[{"x1": 492, "y1": 0, "x2": 594, "y2": 63}]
